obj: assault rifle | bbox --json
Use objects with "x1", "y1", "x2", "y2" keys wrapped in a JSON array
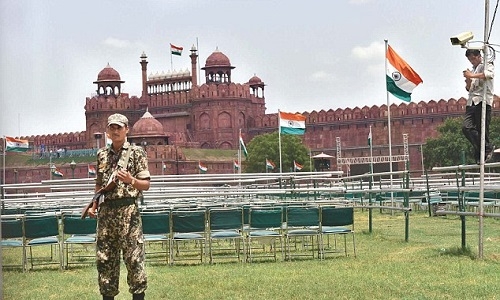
[
  {"x1": 80, "y1": 171, "x2": 117, "y2": 219},
  {"x1": 81, "y1": 146, "x2": 133, "y2": 219}
]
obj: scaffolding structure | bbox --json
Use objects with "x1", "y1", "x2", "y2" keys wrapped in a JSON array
[{"x1": 336, "y1": 134, "x2": 409, "y2": 175}]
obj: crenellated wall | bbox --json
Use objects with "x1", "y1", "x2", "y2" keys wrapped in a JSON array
[{"x1": 5, "y1": 46, "x2": 499, "y2": 183}]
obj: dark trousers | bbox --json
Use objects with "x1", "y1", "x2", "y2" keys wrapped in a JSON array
[{"x1": 462, "y1": 103, "x2": 492, "y2": 161}]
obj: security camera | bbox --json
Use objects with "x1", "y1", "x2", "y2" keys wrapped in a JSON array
[{"x1": 450, "y1": 31, "x2": 474, "y2": 46}]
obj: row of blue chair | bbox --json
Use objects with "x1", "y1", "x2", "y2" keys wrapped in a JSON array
[
  {"x1": 1, "y1": 205, "x2": 356, "y2": 270},
  {"x1": 1, "y1": 213, "x2": 62, "y2": 271},
  {"x1": 141, "y1": 205, "x2": 356, "y2": 264}
]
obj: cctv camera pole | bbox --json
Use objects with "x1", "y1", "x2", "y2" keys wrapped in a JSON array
[{"x1": 477, "y1": 0, "x2": 490, "y2": 259}]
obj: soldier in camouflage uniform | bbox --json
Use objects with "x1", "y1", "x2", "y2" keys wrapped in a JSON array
[{"x1": 88, "y1": 113, "x2": 150, "y2": 300}]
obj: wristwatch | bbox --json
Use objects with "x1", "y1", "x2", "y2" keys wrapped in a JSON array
[{"x1": 130, "y1": 178, "x2": 136, "y2": 186}]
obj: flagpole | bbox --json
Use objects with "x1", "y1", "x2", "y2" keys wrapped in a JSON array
[
  {"x1": 237, "y1": 129, "x2": 242, "y2": 187},
  {"x1": 385, "y1": 39, "x2": 395, "y2": 211},
  {"x1": 477, "y1": 0, "x2": 490, "y2": 259},
  {"x1": 238, "y1": 129, "x2": 242, "y2": 176},
  {"x1": 278, "y1": 110, "x2": 283, "y2": 173},
  {"x1": 369, "y1": 125, "x2": 374, "y2": 174},
  {"x1": 309, "y1": 149, "x2": 312, "y2": 171},
  {"x1": 170, "y1": 48, "x2": 173, "y2": 71},
  {"x1": 2, "y1": 138, "x2": 5, "y2": 185}
]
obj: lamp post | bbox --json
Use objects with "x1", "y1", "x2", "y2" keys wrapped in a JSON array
[{"x1": 70, "y1": 160, "x2": 76, "y2": 179}]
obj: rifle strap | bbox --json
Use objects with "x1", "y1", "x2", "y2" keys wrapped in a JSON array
[{"x1": 117, "y1": 146, "x2": 133, "y2": 170}]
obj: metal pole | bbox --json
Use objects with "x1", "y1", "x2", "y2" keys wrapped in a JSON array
[
  {"x1": 404, "y1": 160, "x2": 410, "y2": 242},
  {"x1": 477, "y1": 0, "x2": 489, "y2": 259},
  {"x1": 420, "y1": 144, "x2": 425, "y2": 175},
  {"x1": 2, "y1": 137, "x2": 6, "y2": 186},
  {"x1": 385, "y1": 40, "x2": 395, "y2": 214},
  {"x1": 49, "y1": 151, "x2": 52, "y2": 180},
  {"x1": 425, "y1": 170, "x2": 432, "y2": 217},
  {"x1": 175, "y1": 147, "x2": 179, "y2": 175},
  {"x1": 460, "y1": 151, "x2": 466, "y2": 249}
]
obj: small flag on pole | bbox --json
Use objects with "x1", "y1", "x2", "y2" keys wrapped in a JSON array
[
  {"x1": 368, "y1": 127, "x2": 372, "y2": 146},
  {"x1": 266, "y1": 159, "x2": 275, "y2": 170},
  {"x1": 88, "y1": 165, "x2": 96, "y2": 176},
  {"x1": 170, "y1": 43, "x2": 183, "y2": 56},
  {"x1": 198, "y1": 161, "x2": 208, "y2": 173},
  {"x1": 293, "y1": 160, "x2": 303, "y2": 171},
  {"x1": 239, "y1": 133, "x2": 248, "y2": 158},
  {"x1": 234, "y1": 160, "x2": 240, "y2": 170},
  {"x1": 386, "y1": 45, "x2": 423, "y2": 102},
  {"x1": 279, "y1": 111, "x2": 306, "y2": 135},
  {"x1": 52, "y1": 168, "x2": 64, "y2": 177},
  {"x1": 5, "y1": 136, "x2": 29, "y2": 152}
]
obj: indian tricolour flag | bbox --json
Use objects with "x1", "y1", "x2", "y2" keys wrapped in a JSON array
[
  {"x1": 52, "y1": 168, "x2": 64, "y2": 177},
  {"x1": 386, "y1": 45, "x2": 423, "y2": 102},
  {"x1": 198, "y1": 161, "x2": 208, "y2": 173},
  {"x1": 88, "y1": 165, "x2": 96, "y2": 176},
  {"x1": 279, "y1": 111, "x2": 306, "y2": 135},
  {"x1": 234, "y1": 160, "x2": 240, "y2": 170},
  {"x1": 170, "y1": 43, "x2": 183, "y2": 56},
  {"x1": 293, "y1": 160, "x2": 303, "y2": 171},
  {"x1": 239, "y1": 133, "x2": 248, "y2": 157},
  {"x1": 5, "y1": 136, "x2": 29, "y2": 152},
  {"x1": 266, "y1": 159, "x2": 275, "y2": 170}
]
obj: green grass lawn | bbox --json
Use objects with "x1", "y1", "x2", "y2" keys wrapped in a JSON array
[{"x1": 2, "y1": 210, "x2": 500, "y2": 300}]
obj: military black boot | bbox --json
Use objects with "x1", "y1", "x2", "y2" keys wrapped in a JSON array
[
  {"x1": 103, "y1": 296, "x2": 114, "y2": 300},
  {"x1": 132, "y1": 292, "x2": 145, "y2": 300}
]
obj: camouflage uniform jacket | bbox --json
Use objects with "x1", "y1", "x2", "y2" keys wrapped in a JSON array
[{"x1": 95, "y1": 142, "x2": 150, "y2": 200}]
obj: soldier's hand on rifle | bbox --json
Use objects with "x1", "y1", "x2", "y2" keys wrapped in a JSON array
[
  {"x1": 88, "y1": 201, "x2": 98, "y2": 218},
  {"x1": 117, "y1": 168, "x2": 133, "y2": 184}
]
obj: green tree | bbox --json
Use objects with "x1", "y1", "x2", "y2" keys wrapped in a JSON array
[
  {"x1": 423, "y1": 116, "x2": 500, "y2": 169},
  {"x1": 244, "y1": 132, "x2": 311, "y2": 173}
]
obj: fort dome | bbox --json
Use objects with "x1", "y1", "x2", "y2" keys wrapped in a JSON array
[
  {"x1": 205, "y1": 48, "x2": 231, "y2": 67},
  {"x1": 131, "y1": 110, "x2": 166, "y2": 137},
  {"x1": 249, "y1": 75, "x2": 262, "y2": 85},
  {"x1": 96, "y1": 63, "x2": 122, "y2": 82}
]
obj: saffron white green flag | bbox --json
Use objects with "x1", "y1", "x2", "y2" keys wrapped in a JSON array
[
  {"x1": 5, "y1": 136, "x2": 29, "y2": 152},
  {"x1": 293, "y1": 160, "x2": 303, "y2": 171},
  {"x1": 170, "y1": 43, "x2": 183, "y2": 56},
  {"x1": 386, "y1": 45, "x2": 423, "y2": 102},
  {"x1": 88, "y1": 165, "x2": 96, "y2": 176},
  {"x1": 279, "y1": 111, "x2": 306, "y2": 135},
  {"x1": 52, "y1": 168, "x2": 64, "y2": 177},
  {"x1": 198, "y1": 161, "x2": 207, "y2": 173},
  {"x1": 239, "y1": 133, "x2": 248, "y2": 157},
  {"x1": 266, "y1": 159, "x2": 275, "y2": 170}
]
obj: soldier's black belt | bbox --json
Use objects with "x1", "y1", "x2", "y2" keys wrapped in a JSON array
[{"x1": 103, "y1": 197, "x2": 136, "y2": 208}]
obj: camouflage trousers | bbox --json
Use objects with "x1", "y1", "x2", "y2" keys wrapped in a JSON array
[{"x1": 96, "y1": 200, "x2": 147, "y2": 297}]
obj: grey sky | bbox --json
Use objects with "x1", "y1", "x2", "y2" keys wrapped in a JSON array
[{"x1": 0, "y1": 0, "x2": 497, "y2": 137}]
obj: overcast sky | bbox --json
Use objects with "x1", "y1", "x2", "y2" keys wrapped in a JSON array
[{"x1": 0, "y1": 0, "x2": 498, "y2": 137}]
